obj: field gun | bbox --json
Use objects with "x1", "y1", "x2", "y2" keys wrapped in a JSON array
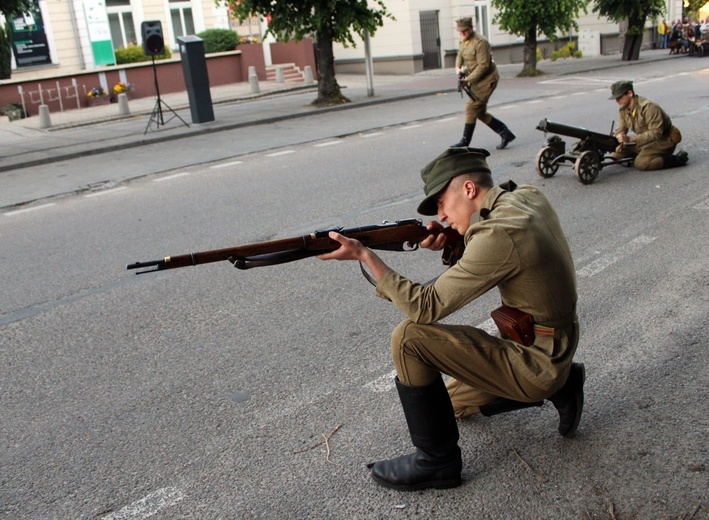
[{"x1": 535, "y1": 118, "x2": 633, "y2": 184}]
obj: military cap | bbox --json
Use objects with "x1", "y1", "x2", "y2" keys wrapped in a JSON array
[
  {"x1": 456, "y1": 17, "x2": 473, "y2": 31},
  {"x1": 609, "y1": 80, "x2": 634, "y2": 99},
  {"x1": 417, "y1": 147, "x2": 491, "y2": 216}
]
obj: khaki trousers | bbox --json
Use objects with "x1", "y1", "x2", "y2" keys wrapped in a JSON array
[
  {"x1": 464, "y1": 80, "x2": 497, "y2": 125},
  {"x1": 613, "y1": 137, "x2": 676, "y2": 171},
  {"x1": 390, "y1": 319, "x2": 578, "y2": 418}
]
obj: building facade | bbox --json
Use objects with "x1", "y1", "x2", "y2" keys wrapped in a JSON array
[{"x1": 1, "y1": 0, "x2": 690, "y2": 82}]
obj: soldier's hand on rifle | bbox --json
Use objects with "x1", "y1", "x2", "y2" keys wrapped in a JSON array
[
  {"x1": 418, "y1": 221, "x2": 448, "y2": 251},
  {"x1": 318, "y1": 232, "x2": 389, "y2": 281}
]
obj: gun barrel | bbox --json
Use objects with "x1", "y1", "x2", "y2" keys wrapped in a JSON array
[{"x1": 537, "y1": 118, "x2": 617, "y2": 151}]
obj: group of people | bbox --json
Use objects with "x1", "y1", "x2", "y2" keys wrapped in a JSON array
[
  {"x1": 454, "y1": 16, "x2": 689, "y2": 172},
  {"x1": 317, "y1": 16, "x2": 689, "y2": 492},
  {"x1": 661, "y1": 17, "x2": 709, "y2": 54}
]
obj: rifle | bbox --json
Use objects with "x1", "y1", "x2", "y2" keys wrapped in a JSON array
[
  {"x1": 127, "y1": 219, "x2": 464, "y2": 275},
  {"x1": 457, "y1": 66, "x2": 477, "y2": 101}
]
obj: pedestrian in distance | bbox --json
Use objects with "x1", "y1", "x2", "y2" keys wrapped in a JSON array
[
  {"x1": 319, "y1": 147, "x2": 585, "y2": 491},
  {"x1": 609, "y1": 80, "x2": 688, "y2": 170},
  {"x1": 452, "y1": 17, "x2": 516, "y2": 150}
]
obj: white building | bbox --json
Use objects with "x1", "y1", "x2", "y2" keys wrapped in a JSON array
[{"x1": 1, "y1": 0, "x2": 688, "y2": 82}]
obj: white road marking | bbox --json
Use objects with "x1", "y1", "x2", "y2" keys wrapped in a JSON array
[
  {"x1": 576, "y1": 235, "x2": 656, "y2": 278},
  {"x1": 499, "y1": 105, "x2": 517, "y2": 110},
  {"x1": 436, "y1": 117, "x2": 457, "y2": 123},
  {"x1": 4, "y1": 203, "x2": 56, "y2": 216},
  {"x1": 84, "y1": 187, "x2": 129, "y2": 197},
  {"x1": 266, "y1": 150, "x2": 295, "y2": 157},
  {"x1": 400, "y1": 124, "x2": 423, "y2": 130},
  {"x1": 526, "y1": 100, "x2": 542, "y2": 104},
  {"x1": 314, "y1": 141, "x2": 342, "y2": 147},
  {"x1": 102, "y1": 487, "x2": 184, "y2": 519},
  {"x1": 153, "y1": 172, "x2": 191, "y2": 182},
  {"x1": 693, "y1": 196, "x2": 709, "y2": 210},
  {"x1": 361, "y1": 132, "x2": 384, "y2": 138},
  {"x1": 210, "y1": 161, "x2": 243, "y2": 169},
  {"x1": 365, "y1": 370, "x2": 397, "y2": 393}
]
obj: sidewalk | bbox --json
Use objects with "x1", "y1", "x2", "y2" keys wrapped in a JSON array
[{"x1": 0, "y1": 49, "x2": 681, "y2": 205}]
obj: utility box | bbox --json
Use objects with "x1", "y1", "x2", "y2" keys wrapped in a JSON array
[
  {"x1": 578, "y1": 30, "x2": 601, "y2": 57},
  {"x1": 177, "y1": 35, "x2": 215, "y2": 124}
]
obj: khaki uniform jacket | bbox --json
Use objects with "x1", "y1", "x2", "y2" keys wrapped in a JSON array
[
  {"x1": 375, "y1": 185, "x2": 578, "y2": 384},
  {"x1": 456, "y1": 32, "x2": 499, "y2": 100},
  {"x1": 617, "y1": 96, "x2": 673, "y2": 149}
]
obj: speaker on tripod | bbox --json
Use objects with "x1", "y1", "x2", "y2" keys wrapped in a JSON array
[{"x1": 141, "y1": 20, "x2": 189, "y2": 134}]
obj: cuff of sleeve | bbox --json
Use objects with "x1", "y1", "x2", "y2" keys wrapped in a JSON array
[{"x1": 374, "y1": 267, "x2": 397, "y2": 300}]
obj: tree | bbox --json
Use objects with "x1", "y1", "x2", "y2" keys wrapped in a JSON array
[
  {"x1": 490, "y1": 0, "x2": 589, "y2": 76},
  {"x1": 684, "y1": 0, "x2": 706, "y2": 20},
  {"x1": 1, "y1": 0, "x2": 39, "y2": 79},
  {"x1": 226, "y1": 0, "x2": 394, "y2": 107},
  {"x1": 0, "y1": 22, "x2": 10, "y2": 79},
  {"x1": 1, "y1": 0, "x2": 37, "y2": 20},
  {"x1": 593, "y1": 0, "x2": 665, "y2": 61}
]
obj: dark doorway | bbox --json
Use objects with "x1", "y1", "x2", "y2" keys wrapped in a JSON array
[{"x1": 419, "y1": 10, "x2": 441, "y2": 70}]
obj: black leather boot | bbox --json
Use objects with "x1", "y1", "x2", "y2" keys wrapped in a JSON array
[
  {"x1": 548, "y1": 363, "x2": 585, "y2": 437},
  {"x1": 451, "y1": 123, "x2": 475, "y2": 147},
  {"x1": 663, "y1": 150, "x2": 689, "y2": 168},
  {"x1": 486, "y1": 116, "x2": 516, "y2": 149},
  {"x1": 369, "y1": 375, "x2": 462, "y2": 491},
  {"x1": 480, "y1": 398, "x2": 543, "y2": 417}
]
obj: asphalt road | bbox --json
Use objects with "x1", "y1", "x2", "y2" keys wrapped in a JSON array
[{"x1": 1, "y1": 59, "x2": 708, "y2": 519}]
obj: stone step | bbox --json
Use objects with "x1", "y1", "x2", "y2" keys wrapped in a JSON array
[{"x1": 265, "y1": 64, "x2": 305, "y2": 82}]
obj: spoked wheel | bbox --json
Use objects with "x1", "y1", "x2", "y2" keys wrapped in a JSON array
[
  {"x1": 536, "y1": 147, "x2": 560, "y2": 178},
  {"x1": 574, "y1": 151, "x2": 601, "y2": 184}
]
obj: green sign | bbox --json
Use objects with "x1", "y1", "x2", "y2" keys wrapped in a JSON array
[{"x1": 84, "y1": 0, "x2": 115, "y2": 66}]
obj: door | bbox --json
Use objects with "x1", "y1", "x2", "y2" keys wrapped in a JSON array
[{"x1": 419, "y1": 10, "x2": 441, "y2": 70}]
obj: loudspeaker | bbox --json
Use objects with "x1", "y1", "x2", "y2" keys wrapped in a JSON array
[{"x1": 141, "y1": 21, "x2": 165, "y2": 56}]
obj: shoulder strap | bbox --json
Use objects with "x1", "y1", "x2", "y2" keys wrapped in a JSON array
[{"x1": 499, "y1": 180, "x2": 518, "y2": 192}]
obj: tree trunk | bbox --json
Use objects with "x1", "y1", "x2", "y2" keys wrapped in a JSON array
[
  {"x1": 523, "y1": 27, "x2": 538, "y2": 71},
  {"x1": 621, "y1": 13, "x2": 646, "y2": 61},
  {"x1": 0, "y1": 24, "x2": 11, "y2": 80},
  {"x1": 312, "y1": 26, "x2": 350, "y2": 107}
]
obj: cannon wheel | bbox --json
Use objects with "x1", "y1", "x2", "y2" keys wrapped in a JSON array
[
  {"x1": 574, "y1": 151, "x2": 601, "y2": 184},
  {"x1": 535, "y1": 147, "x2": 560, "y2": 178}
]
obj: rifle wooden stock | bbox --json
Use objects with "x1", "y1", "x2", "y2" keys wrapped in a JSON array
[{"x1": 127, "y1": 219, "x2": 462, "y2": 274}]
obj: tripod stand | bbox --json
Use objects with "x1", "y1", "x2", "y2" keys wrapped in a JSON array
[{"x1": 144, "y1": 55, "x2": 190, "y2": 134}]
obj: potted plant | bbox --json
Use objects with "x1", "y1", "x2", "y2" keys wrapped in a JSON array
[
  {"x1": 111, "y1": 81, "x2": 134, "y2": 102},
  {"x1": 86, "y1": 86, "x2": 108, "y2": 107}
]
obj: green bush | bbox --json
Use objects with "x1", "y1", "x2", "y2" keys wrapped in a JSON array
[
  {"x1": 115, "y1": 45, "x2": 172, "y2": 64},
  {"x1": 196, "y1": 28, "x2": 240, "y2": 53},
  {"x1": 550, "y1": 42, "x2": 582, "y2": 61}
]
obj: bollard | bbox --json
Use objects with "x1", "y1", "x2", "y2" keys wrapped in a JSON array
[
  {"x1": 249, "y1": 73, "x2": 260, "y2": 94},
  {"x1": 118, "y1": 93, "x2": 130, "y2": 116},
  {"x1": 276, "y1": 66, "x2": 284, "y2": 83},
  {"x1": 248, "y1": 65, "x2": 257, "y2": 77},
  {"x1": 39, "y1": 104, "x2": 52, "y2": 129},
  {"x1": 303, "y1": 65, "x2": 314, "y2": 84}
]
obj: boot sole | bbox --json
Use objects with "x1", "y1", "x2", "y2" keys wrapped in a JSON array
[
  {"x1": 371, "y1": 473, "x2": 462, "y2": 491},
  {"x1": 561, "y1": 363, "x2": 586, "y2": 438}
]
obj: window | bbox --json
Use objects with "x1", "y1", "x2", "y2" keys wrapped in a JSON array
[
  {"x1": 106, "y1": 0, "x2": 136, "y2": 49},
  {"x1": 169, "y1": 0, "x2": 195, "y2": 39},
  {"x1": 473, "y1": 1, "x2": 489, "y2": 39}
]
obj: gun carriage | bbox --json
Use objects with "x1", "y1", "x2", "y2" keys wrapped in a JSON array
[{"x1": 535, "y1": 118, "x2": 633, "y2": 184}]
